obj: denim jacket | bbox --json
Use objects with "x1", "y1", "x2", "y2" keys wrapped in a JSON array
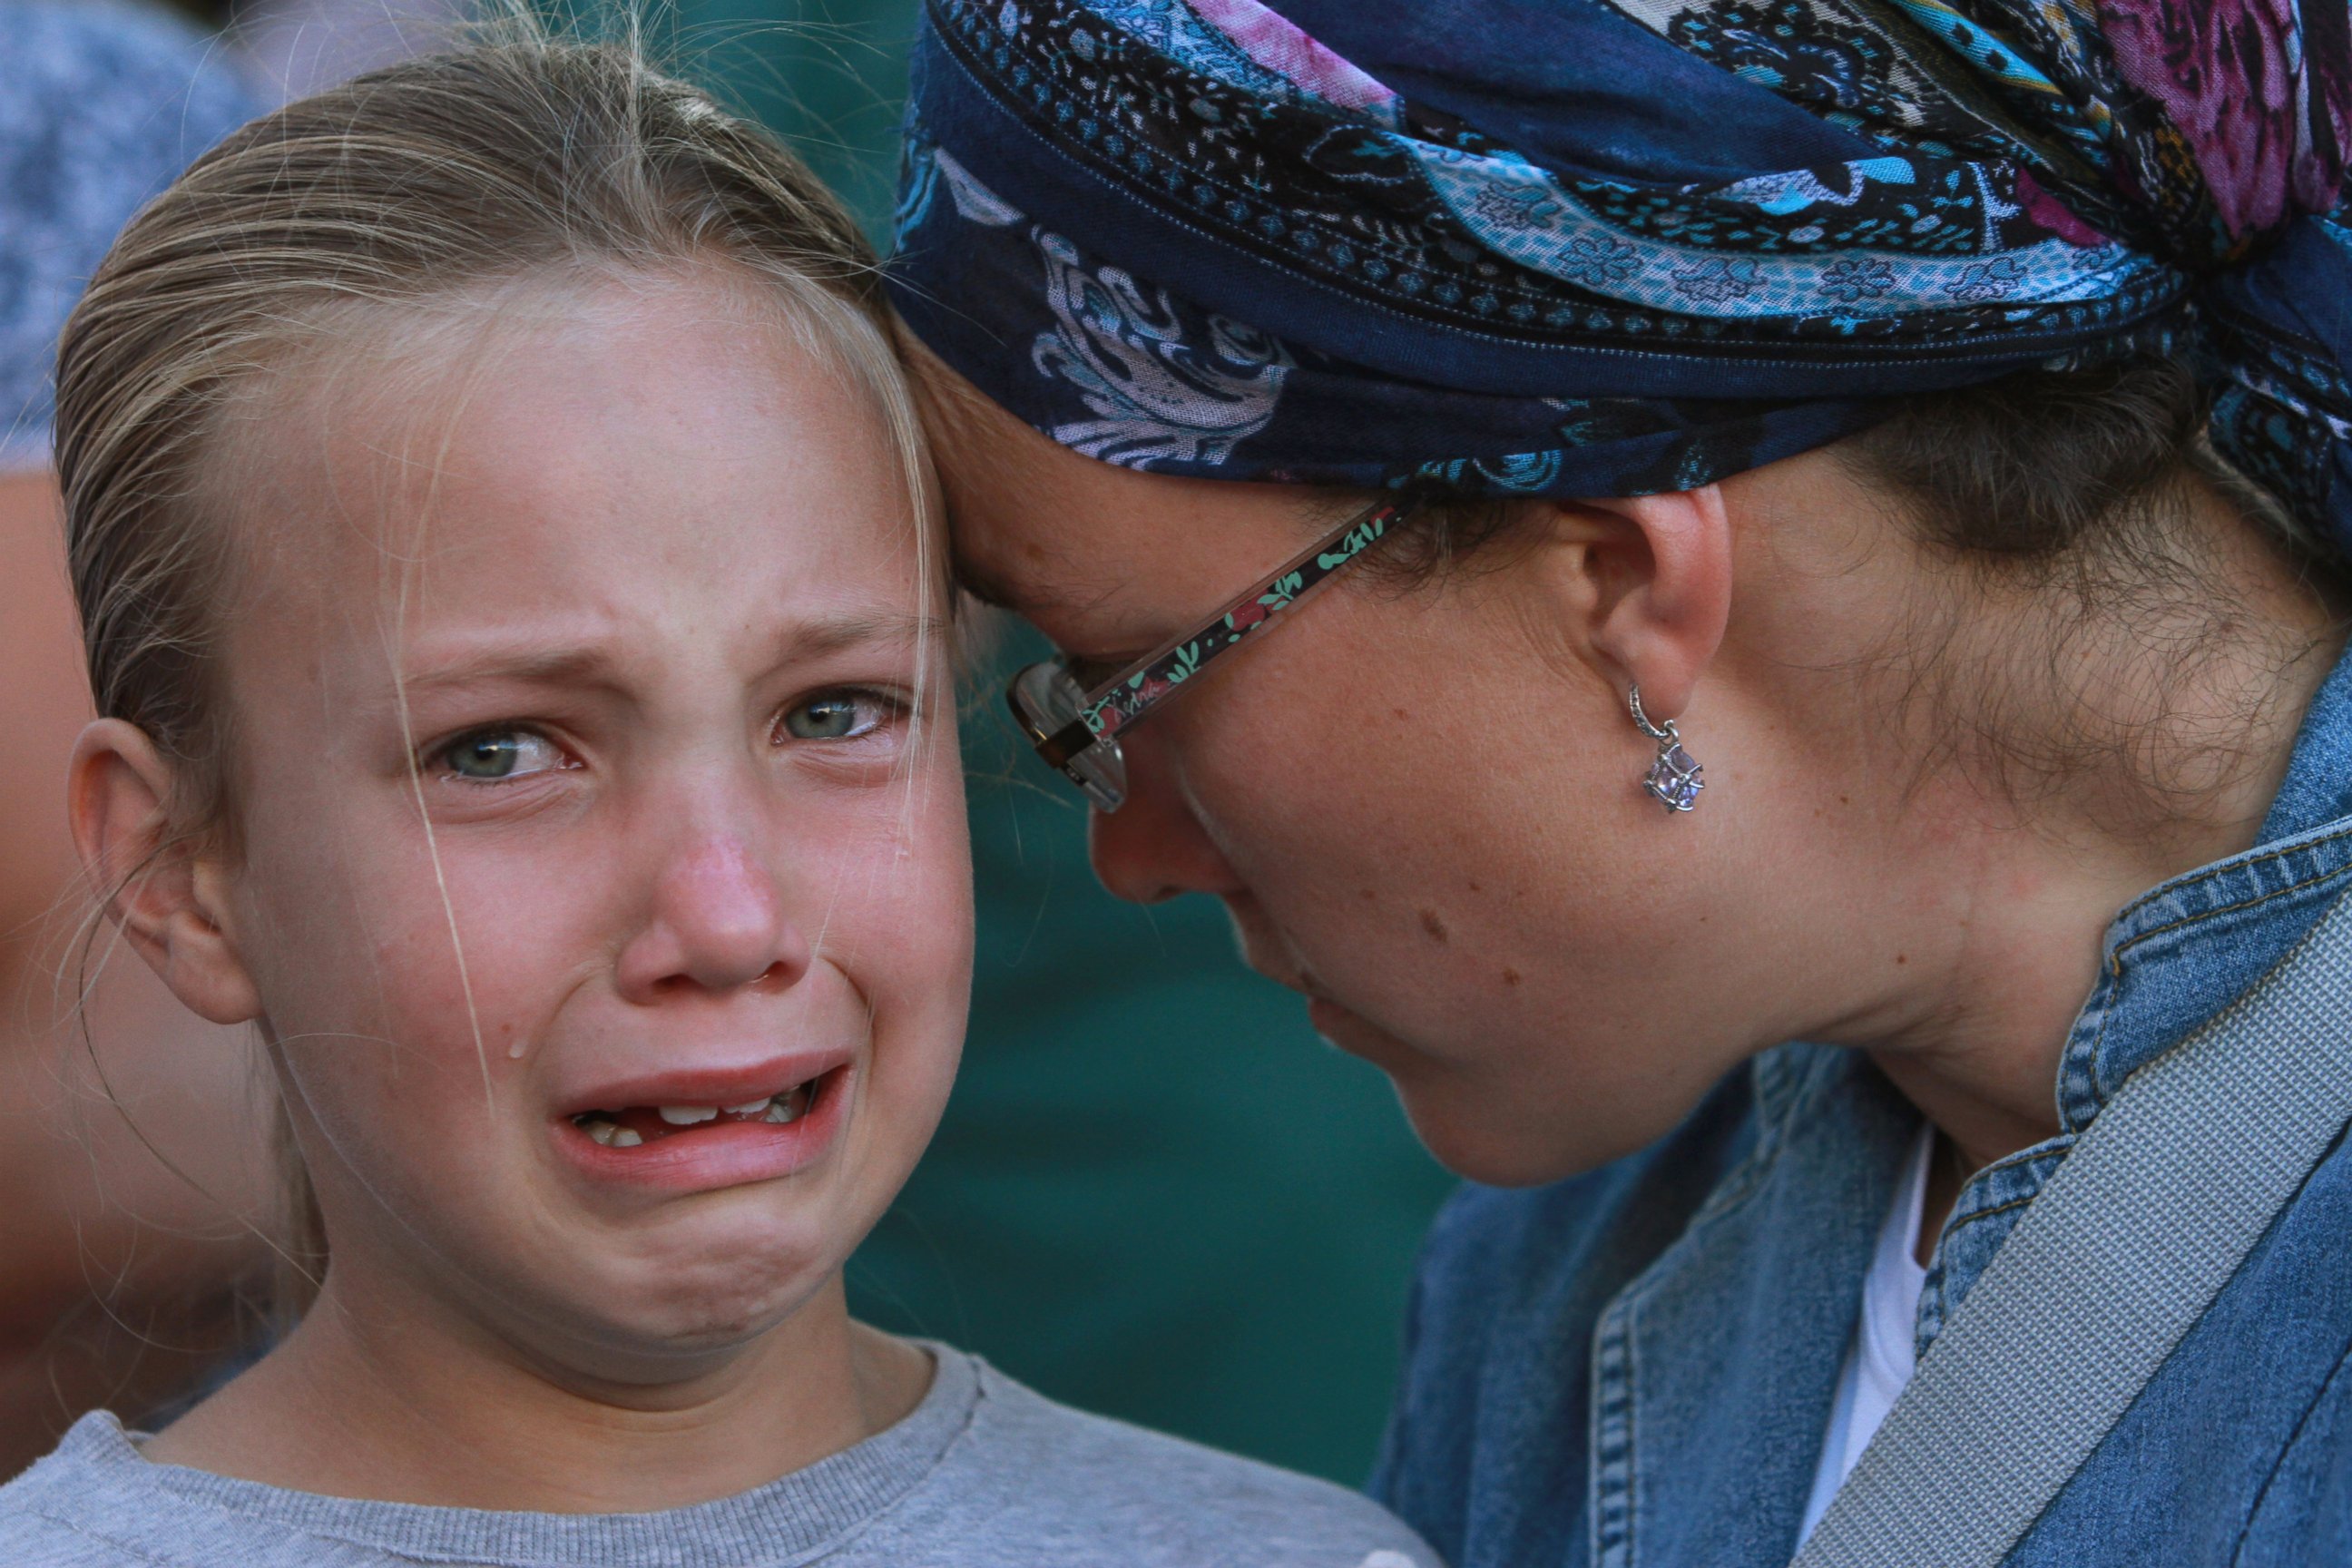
[{"x1": 1370, "y1": 652, "x2": 2352, "y2": 1567}]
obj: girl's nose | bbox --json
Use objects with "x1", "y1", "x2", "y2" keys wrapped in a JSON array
[
  {"x1": 615, "y1": 833, "x2": 811, "y2": 1001},
  {"x1": 1085, "y1": 737, "x2": 1246, "y2": 906}
]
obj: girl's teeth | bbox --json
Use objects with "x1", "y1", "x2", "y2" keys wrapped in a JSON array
[{"x1": 572, "y1": 1083, "x2": 818, "y2": 1148}]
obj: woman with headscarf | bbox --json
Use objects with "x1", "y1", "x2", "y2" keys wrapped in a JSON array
[{"x1": 888, "y1": 0, "x2": 2352, "y2": 1562}]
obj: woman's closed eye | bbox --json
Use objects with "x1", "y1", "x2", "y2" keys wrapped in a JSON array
[
  {"x1": 436, "y1": 727, "x2": 569, "y2": 783},
  {"x1": 1065, "y1": 654, "x2": 1141, "y2": 692}
]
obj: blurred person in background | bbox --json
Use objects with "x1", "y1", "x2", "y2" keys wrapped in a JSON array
[{"x1": 0, "y1": 0, "x2": 269, "y2": 1476}]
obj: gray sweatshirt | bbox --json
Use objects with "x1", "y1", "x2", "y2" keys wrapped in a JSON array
[{"x1": 0, "y1": 1345, "x2": 1441, "y2": 1567}]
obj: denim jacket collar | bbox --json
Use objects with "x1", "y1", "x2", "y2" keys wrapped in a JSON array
[
  {"x1": 2063, "y1": 647, "x2": 2352, "y2": 1127},
  {"x1": 1591, "y1": 645, "x2": 2352, "y2": 1568},
  {"x1": 1922, "y1": 647, "x2": 2352, "y2": 1350}
]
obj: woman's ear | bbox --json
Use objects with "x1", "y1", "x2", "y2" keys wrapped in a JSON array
[
  {"x1": 1522, "y1": 485, "x2": 1734, "y2": 722},
  {"x1": 68, "y1": 719, "x2": 261, "y2": 1026}
]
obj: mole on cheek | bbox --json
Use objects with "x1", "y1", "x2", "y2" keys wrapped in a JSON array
[
  {"x1": 1502, "y1": 966, "x2": 1522, "y2": 986},
  {"x1": 1419, "y1": 908, "x2": 1449, "y2": 945}
]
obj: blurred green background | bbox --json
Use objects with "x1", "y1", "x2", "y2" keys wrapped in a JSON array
[{"x1": 553, "y1": 0, "x2": 1460, "y2": 1485}]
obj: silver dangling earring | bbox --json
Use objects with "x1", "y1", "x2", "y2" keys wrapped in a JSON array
[{"x1": 1628, "y1": 685, "x2": 1704, "y2": 813}]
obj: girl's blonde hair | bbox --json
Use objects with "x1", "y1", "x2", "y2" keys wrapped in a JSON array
[{"x1": 54, "y1": 31, "x2": 936, "y2": 1314}]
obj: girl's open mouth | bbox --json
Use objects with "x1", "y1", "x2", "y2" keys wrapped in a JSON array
[
  {"x1": 568, "y1": 1068, "x2": 831, "y2": 1148},
  {"x1": 554, "y1": 1063, "x2": 852, "y2": 1191}
]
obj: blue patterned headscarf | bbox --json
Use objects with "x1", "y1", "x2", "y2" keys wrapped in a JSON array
[{"x1": 887, "y1": 0, "x2": 2352, "y2": 549}]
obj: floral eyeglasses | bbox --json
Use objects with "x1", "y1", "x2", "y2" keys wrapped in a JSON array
[{"x1": 1006, "y1": 493, "x2": 1425, "y2": 812}]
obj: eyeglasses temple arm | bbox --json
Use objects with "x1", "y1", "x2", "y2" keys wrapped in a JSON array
[{"x1": 1073, "y1": 494, "x2": 1425, "y2": 741}]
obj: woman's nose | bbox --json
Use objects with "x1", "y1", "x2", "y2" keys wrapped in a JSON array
[
  {"x1": 615, "y1": 832, "x2": 811, "y2": 1001},
  {"x1": 1085, "y1": 738, "x2": 1245, "y2": 906}
]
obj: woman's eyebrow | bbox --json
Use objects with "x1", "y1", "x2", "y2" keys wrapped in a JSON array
[
  {"x1": 951, "y1": 545, "x2": 1106, "y2": 620},
  {"x1": 950, "y1": 553, "x2": 1035, "y2": 613}
]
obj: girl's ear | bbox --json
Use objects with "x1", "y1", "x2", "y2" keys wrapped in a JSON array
[
  {"x1": 1515, "y1": 485, "x2": 1735, "y2": 723},
  {"x1": 68, "y1": 719, "x2": 261, "y2": 1026}
]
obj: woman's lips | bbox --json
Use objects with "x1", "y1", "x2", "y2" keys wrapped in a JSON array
[
  {"x1": 552, "y1": 1063, "x2": 852, "y2": 1193},
  {"x1": 1307, "y1": 995, "x2": 1352, "y2": 1039},
  {"x1": 1307, "y1": 995, "x2": 1416, "y2": 1073}
]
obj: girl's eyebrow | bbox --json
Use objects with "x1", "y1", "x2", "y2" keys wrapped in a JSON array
[
  {"x1": 771, "y1": 610, "x2": 943, "y2": 663},
  {"x1": 397, "y1": 611, "x2": 945, "y2": 698}
]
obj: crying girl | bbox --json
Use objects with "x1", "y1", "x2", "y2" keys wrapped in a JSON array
[{"x1": 0, "y1": 37, "x2": 1434, "y2": 1568}]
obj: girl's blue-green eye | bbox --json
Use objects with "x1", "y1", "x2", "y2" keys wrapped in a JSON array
[
  {"x1": 440, "y1": 730, "x2": 562, "y2": 781},
  {"x1": 781, "y1": 691, "x2": 885, "y2": 741}
]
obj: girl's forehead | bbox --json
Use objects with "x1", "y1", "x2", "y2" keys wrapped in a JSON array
[{"x1": 218, "y1": 273, "x2": 925, "y2": 632}]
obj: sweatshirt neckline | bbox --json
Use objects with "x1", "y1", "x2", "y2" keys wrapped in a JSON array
[{"x1": 50, "y1": 1341, "x2": 980, "y2": 1567}]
